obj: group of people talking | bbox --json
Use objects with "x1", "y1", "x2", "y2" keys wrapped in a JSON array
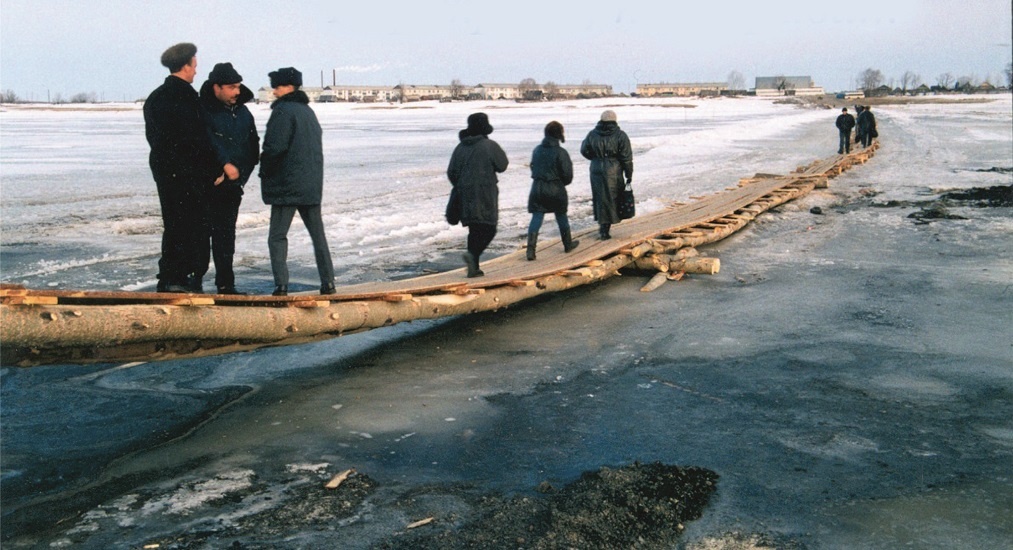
[{"x1": 144, "y1": 42, "x2": 637, "y2": 295}]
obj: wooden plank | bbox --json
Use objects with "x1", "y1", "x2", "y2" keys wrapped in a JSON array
[
  {"x1": 2, "y1": 296, "x2": 59, "y2": 305},
  {"x1": 507, "y1": 280, "x2": 535, "y2": 287},
  {"x1": 382, "y1": 294, "x2": 413, "y2": 302}
]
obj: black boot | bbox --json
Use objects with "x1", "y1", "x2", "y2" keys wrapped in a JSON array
[
  {"x1": 599, "y1": 224, "x2": 611, "y2": 240},
  {"x1": 462, "y1": 252, "x2": 484, "y2": 278},
  {"x1": 526, "y1": 232, "x2": 538, "y2": 261},
  {"x1": 186, "y1": 273, "x2": 204, "y2": 293},
  {"x1": 272, "y1": 285, "x2": 288, "y2": 296},
  {"x1": 562, "y1": 229, "x2": 580, "y2": 253},
  {"x1": 320, "y1": 282, "x2": 336, "y2": 295}
]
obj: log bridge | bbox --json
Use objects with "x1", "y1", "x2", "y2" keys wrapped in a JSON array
[{"x1": 0, "y1": 143, "x2": 879, "y2": 366}]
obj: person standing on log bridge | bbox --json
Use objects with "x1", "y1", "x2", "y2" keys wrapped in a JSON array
[
  {"x1": 259, "y1": 67, "x2": 335, "y2": 296},
  {"x1": 835, "y1": 107, "x2": 856, "y2": 154},
  {"x1": 143, "y1": 42, "x2": 226, "y2": 294},
  {"x1": 857, "y1": 105, "x2": 878, "y2": 148},
  {"x1": 581, "y1": 110, "x2": 634, "y2": 241},
  {"x1": 447, "y1": 112, "x2": 509, "y2": 278},
  {"x1": 198, "y1": 62, "x2": 260, "y2": 295},
  {"x1": 525, "y1": 121, "x2": 579, "y2": 260}
]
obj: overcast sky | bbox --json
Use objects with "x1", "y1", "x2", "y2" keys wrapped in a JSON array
[{"x1": 1, "y1": 0, "x2": 1010, "y2": 101}]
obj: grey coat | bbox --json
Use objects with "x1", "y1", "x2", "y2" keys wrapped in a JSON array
[
  {"x1": 447, "y1": 135, "x2": 509, "y2": 226},
  {"x1": 580, "y1": 121, "x2": 633, "y2": 224},
  {"x1": 260, "y1": 90, "x2": 324, "y2": 205}
]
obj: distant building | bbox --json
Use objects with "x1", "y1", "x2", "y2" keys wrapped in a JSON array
[
  {"x1": 636, "y1": 82, "x2": 728, "y2": 97},
  {"x1": 256, "y1": 81, "x2": 613, "y2": 103},
  {"x1": 754, "y1": 76, "x2": 824, "y2": 97}
]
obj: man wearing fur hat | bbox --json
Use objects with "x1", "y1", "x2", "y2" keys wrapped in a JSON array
[
  {"x1": 581, "y1": 110, "x2": 633, "y2": 240},
  {"x1": 198, "y1": 62, "x2": 260, "y2": 295},
  {"x1": 144, "y1": 42, "x2": 225, "y2": 293},
  {"x1": 260, "y1": 67, "x2": 335, "y2": 296}
]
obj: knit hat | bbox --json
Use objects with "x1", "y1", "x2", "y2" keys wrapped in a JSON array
[
  {"x1": 600, "y1": 110, "x2": 617, "y2": 122},
  {"x1": 208, "y1": 62, "x2": 243, "y2": 85},
  {"x1": 545, "y1": 121, "x2": 565, "y2": 142},
  {"x1": 465, "y1": 112, "x2": 493, "y2": 136},
  {"x1": 269, "y1": 67, "x2": 303, "y2": 88},
  {"x1": 160, "y1": 42, "x2": 197, "y2": 72}
]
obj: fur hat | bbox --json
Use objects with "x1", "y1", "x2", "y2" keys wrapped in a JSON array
[
  {"x1": 208, "y1": 62, "x2": 243, "y2": 85},
  {"x1": 160, "y1": 42, "x2": 197, "y2": 73},
  {"x1": 465, "y1": 112, "x2": 493, "y2": 136},
  {"x1": 269, "y1": 67, "x2": 303, "y2": 88},
  {"x1": 545, "y1": 121, "x2": 565, "y2": 142},
  {"x1": 600, "y1": 110, "x2": 617, "y2": 122}
]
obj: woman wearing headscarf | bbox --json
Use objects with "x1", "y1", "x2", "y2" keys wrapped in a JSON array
[
  {"x1": 447, "y1": 112, "x2": 509, "y2": 277},
  {"x1": 581, "y1": 110, "x2": 633, "y2": 240},
  {"x1": 525, "y1": 121, "x2": 578, "y2": 260}
]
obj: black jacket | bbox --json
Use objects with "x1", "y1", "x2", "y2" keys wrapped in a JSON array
[
  {"x1": 143, "y1": 75, "x2": 221, "y2": 184},
  {"x1": 581, "y1": 121, "x2": 633, "y2": 224},
  {"x1": 260, "y1": 90, "x2": 324, "y2": 205},
  {"x1": 857, "y1": 110, "x2": 878, "y2": 137},
  {"x1": 836, "y1": 113, "x2": 856, "y2": 132},
  {"x1": 527, "y1": 136, "x2": 573, "y2": 214},
  {"x1": 447, "y1": 135, "x2": 509, "y2": 226},
  {"x1": 199, "y1": 81, "x2": 260, "y2": 187}
]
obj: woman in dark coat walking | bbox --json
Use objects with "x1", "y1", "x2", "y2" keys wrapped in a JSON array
[
  {"x1": 857, "y1": 106, "x2": 878, "y2": 148},
  {"x1": 581, "y1": 110, "x2": 633, "y2": 240},
  {"x1": 525, "y1": 121, "x2": 578, "y2": 260},
  {"x1": 447, "y1": 113, "x2": 509, "y2": 277}
]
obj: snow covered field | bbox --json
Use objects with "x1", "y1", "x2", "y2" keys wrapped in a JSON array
[{"x1": 0, "y1": 95, "x2": 904, "y2": 291}]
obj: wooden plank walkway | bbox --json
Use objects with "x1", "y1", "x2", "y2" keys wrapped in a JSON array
[{"x1": 0, "y1": 143, "x2": 878, "y2": 366}]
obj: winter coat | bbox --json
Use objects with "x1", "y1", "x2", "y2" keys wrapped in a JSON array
[
  {"x1": 260, "y1": 90, "x2": 324, "y2": 205},
  {"x1": 836, "y1": 113, "x2": 856, "y2": 133},
  {"x1": 199, "y1": 81, "x2": 260, "y2": 188},
  {"x1": 447, "y1": 135, "x2": 509, "y2": 226},
  {"x1": 857, "y1": 110, "x2": 878, "y2": 138},
  {"x1": 527, "y1": 136, "x2": 573, "y2": 214},
  {"x1": 580, "y1": 121, "x2": 633, "y2": 224},
  {"x1": 143, "y1": 75, "x2": 221, "y2": 185}
]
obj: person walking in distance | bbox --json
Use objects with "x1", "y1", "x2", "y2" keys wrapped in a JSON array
[
  {"x1": 447, "y1": 112, "x2": 509, "y2": 278},
  {"x1": 143, "y1": 42, "x2": 225, "y2": 293},
  {"x1": 857, "y1": 105, "x2": 878, "y2": 148},
  {"x1": 835, "y1": 107, "x2": 856, "y2": 154},
  {"x1": 259, "y1": 67, "x2": 335, "y2": 296},
  {"x1": 198, "y1": 62, "x2": 260, "y2": 295},
  {"x1": 580, "y1": 110, "x2": 633, "y2": 240},
  {"x1": 525, "y1": 121, "x2": 578, "y2": 260}
]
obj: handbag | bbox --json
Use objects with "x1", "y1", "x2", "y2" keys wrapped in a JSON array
[
  {"x1": 445, "y1": 187, "x2": 462, "y2": 225},
  {"x1": 618, "y1": 181, "x2": 636, "y2": 220}
]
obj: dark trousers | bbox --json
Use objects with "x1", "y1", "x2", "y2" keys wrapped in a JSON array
[
  {"x1": 268, "y1": 205, "x2": 335, "y2": 287},
  {"x1": 155, "y1": 177, "x2": 206, "y2": 287},
  {"x1": 466, "y1": 223, "x2": 497, "y2": 259},
  {"x1": 838, "y1": 130, "x2": 852, "y2": 154},
  {"x1": 861, "y1": 130, "x2": 873, "y2": 148},
  {"x1": 201, "y1": 185, "x2": 243, "y2": 289}
]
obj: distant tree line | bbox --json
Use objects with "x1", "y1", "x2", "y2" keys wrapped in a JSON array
[
  {"x1": 1, "y1": 90, "x2": 101, "y2": 104},
  {"x1": 857, "y1": 63, "x2": 1013, "y2": 94}
]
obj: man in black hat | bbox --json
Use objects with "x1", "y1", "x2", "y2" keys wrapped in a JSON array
[
  {"x1": 143, "y1": 42, "x2": 225, "y2": 293},
  {"x1": 198, "y1": 62, "x2": 260, "y2": 294},
  {"x1": 260, "y1": 67, "x2": 335, "y2": 296}
]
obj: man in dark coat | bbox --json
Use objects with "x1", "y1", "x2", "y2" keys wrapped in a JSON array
[
  {"x1": 447, "y1": 112, "x2": 509, "y2": 277},
  {"x1": 143, "y1": 42, "x2": 224, "y2": 293},
  {"x1": 581, "y1": 110, "x2": 633, "y2": 240},
  {"x1": 198, "y1": 62, "x2": 260, "y2": 294},
  {"x1": 835, "y1": 107, "x2": 856, "y2": 154},
  {"x1": 526, "y1": 120, "x2": 578, "y2": 260},
  {"x1": 260, "y1": 67, "x2": 335, "y2": 296},
  {"x1": 857, "y1": 106, "x2": 878, "y2": 147}
]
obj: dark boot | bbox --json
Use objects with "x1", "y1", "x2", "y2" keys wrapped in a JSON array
[
  {"x1": 462, "y1": 252, "x2": 484, "y2": 278},
  {"x1": 186, "y1": 273, "x2": 204, "y2": 293},
  {"x1": 562, "y1": 229, "x2": 580, "y2": 253},
  {"x1": 526, "y1": 232, "x2": 538, "y2": 261},
  {"x1": 272, "y1": 285, "x2": 288, "y2": 296},
  {"x1": 320, "y1": 282, "x2": 336, "y2": 295},
  {"x1": 599, "y1": 224, "x2": 611, "y2": 240}
]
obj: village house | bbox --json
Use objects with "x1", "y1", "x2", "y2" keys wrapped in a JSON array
[
  {"x1": 636, "y1": 82, "x2": 728, "y2": 97},
  {"x1": 754, "y1": 76, "x2": 825, "y2": 97}
]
